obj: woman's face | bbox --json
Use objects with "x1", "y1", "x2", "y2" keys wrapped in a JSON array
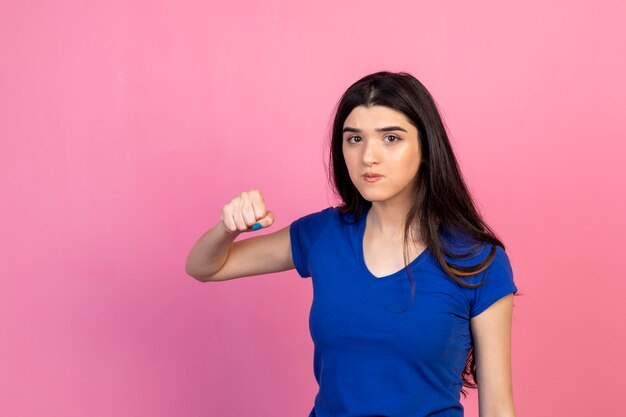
[{"x1": 342, "y1": 105, "x2": 422, "y2": 205}]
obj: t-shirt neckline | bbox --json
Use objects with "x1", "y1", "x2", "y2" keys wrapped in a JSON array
[{"x1": 357, "y1": 204, "x2": 430, "y2": 281}]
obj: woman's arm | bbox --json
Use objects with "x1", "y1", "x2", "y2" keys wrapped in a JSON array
[
  {"x1": 185, "y1": 221, "x2": 240, "y2": 281},
  {"x1": 470, "y1": 293, "x2": 517, "y2": 417}
]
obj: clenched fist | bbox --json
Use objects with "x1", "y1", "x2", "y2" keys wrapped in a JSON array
[{"x1": 219, "y1": 188, "x2": 275, "y2": 234}]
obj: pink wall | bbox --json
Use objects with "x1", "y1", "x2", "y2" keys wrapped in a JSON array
[{"x1": 2, "y1": 1, "x2": 625, "y2": 416}]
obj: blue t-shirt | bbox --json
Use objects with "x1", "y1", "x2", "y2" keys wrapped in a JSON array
[{"x1": 289, "y1": 205, "x2": 518, "y2": 417}]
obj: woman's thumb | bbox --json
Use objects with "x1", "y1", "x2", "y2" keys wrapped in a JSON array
[{"x1": 250, "y1": 210, "x2": 275, "y2": 231}]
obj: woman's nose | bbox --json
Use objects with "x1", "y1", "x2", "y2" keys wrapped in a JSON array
[{"x1": 362, "y1": 141, "x2": 379, "y2": 165}]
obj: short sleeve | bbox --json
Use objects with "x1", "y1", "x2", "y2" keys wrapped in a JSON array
[
  {"x1": 289, "y1": 207, "x2": 334, "y2": 278},
  {"x1": 467, "y1": 245, "x2": 518, "y2": 318}
]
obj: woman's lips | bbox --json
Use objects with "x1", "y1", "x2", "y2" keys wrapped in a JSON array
[{"x1": 363, "y1": 174, "x2": 383, "y2": 183}]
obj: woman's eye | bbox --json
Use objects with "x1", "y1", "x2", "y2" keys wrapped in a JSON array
[
  {"x1": 347, "y1": 136, "x2": 361, "y2": 143},
  {"x1": 385, "y1": 135, "x2": 400, "y2": 143}
]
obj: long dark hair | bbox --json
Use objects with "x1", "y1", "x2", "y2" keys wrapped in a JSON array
[{"x1": 324, "y1": 70, "x2": 519, "y2": 398}]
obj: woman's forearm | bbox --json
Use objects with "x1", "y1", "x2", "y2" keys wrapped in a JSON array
[{"x1": 185, "y1": 221, "x2": 240, "y2": 281}]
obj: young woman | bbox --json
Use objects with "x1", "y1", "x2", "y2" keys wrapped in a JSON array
[{"x1": 186, "y1": 71, "x2": 520, "y2": 417}]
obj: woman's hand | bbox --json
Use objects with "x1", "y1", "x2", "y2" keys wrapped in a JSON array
[{"x1": 219, "y1": 188, "x2": 275, "y2": 234}]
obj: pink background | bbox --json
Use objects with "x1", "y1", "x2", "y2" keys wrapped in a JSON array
[{"x1": 2, "y1": 1, "x2": 625, "y2": 416}]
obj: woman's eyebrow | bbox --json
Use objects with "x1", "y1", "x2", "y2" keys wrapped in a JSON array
[{"x1": 343, "y1": 126, "x2": 408, "y2": 133}]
